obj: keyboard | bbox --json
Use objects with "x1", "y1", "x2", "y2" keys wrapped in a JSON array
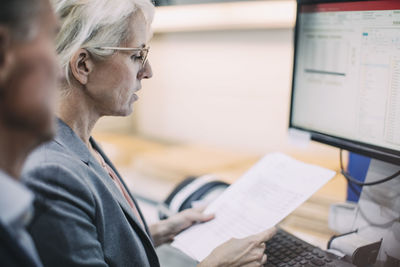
[{"x1": 264, "y1": 229, "x2": 355, "y2": 267}]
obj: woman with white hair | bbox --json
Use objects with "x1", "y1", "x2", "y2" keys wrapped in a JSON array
[{"x1": 22, "y1": 0, "x2": 275, "y2": 266}]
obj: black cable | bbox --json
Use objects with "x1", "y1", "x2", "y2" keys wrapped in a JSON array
[
  {"x1": 339, "y1": 149, "x2": 400, "y2": 186},
  {"x1": 347, "y1": 180, "x2": 362, "y2": 199},
  {"x1": 327, "y1": 229, "x2": 358, "y2": 250}
]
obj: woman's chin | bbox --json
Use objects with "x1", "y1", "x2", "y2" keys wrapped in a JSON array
[{"x1": 112, "y1": 106, "x2": 134, "y2": 117}]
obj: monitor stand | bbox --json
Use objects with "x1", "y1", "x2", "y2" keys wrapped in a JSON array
[{"x1": 330, "y1": 159, "x2": 400, "y2": 265}]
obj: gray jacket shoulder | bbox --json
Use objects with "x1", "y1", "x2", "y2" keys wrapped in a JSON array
[
  {"x1": 21, "y1": 137, "x2": 158, "y2": 267},
  {"x1": 22, "y1": 141, "x2": 98, "y2": 227},
  {"x1": 22, "y1": 141, "x2": 96, "y2": 211}
]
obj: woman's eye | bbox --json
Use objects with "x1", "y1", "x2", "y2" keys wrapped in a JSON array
[{"x1": 131, "y1": 54, "x2": 142, "y2": 61}]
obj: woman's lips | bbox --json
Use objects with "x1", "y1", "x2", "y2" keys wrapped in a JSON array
[{"x1": 132, "y1": 86, "x2": 141, "y2": 102}]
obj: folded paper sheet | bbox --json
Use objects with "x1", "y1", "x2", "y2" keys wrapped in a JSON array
[{"x1": 171, "y1": 152, "x2": 336, "y2": 261}]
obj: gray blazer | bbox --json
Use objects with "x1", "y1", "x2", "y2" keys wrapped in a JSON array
[
  {"x1": 22, "y1": 119, "x2": 160, "y2": 267},
  {"x1": 0, "y1": 220, "x2": 41, "y2": 267}
]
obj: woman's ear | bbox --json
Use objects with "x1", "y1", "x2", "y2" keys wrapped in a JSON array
[{"x1": 69, "y1": 49, "x2": 94, "y2": 85}]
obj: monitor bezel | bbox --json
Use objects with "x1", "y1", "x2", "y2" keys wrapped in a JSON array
[{"x1": 289, "y1": 0, "x2": 400, "y2": 165}]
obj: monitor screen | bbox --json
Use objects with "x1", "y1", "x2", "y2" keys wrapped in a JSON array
[{"x1": 290, "y1": 0, "x2": 400, "y2": 164}]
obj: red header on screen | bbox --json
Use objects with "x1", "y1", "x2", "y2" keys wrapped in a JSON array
[{"x1": 301, "y1": 1, "x2": 400, "y2": 13}]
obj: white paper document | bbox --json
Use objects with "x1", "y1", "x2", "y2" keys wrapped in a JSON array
[{"x1": 171, "y1": 152, "x2": 336, "y2": 261}]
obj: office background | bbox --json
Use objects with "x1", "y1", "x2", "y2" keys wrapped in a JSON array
[
  {"x1": 94, "y1": 0, "x2": 339, "y2": 162},
  {"x1": 92, "y1": 0, "x2": 347, "y2": 248}
]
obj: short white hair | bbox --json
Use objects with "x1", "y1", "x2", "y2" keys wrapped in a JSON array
[{"x1": 53, "y1": 0, "x2": 154, "y2": 85}]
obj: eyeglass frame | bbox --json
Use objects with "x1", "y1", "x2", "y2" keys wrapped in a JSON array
[{"x1": 93, "y1": 46, "x2": 150, "y2": 67}]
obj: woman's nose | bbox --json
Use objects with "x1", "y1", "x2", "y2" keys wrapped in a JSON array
[{"x1": 138, "y1": 61, "x2": 153, "y2": 80}]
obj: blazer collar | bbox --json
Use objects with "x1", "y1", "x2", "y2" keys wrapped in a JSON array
[
  {"x1": 54, "y1": 119, "x2": 139, "y2": 223},
  {"x1": 88, "y1": 147, "x2": 147, "y2": 230},
  {"x1": 54, "y1": 119, "x2": 143, "y2": 227},
  {"x1": 53, "y1": 118, "x2": 156, "y2": 253},
  {"x1": 88, "y1": 139, "x2": 156, "y2": 257},
  {"x1": 54, "y1": 118, "x2": 91, "y2": 164}
]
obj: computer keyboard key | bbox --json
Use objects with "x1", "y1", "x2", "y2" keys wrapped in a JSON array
[
  {"x1": 311, "y1": 258, "x2": 326, "y2": 266},
  {"x1": 264, "y1": 229, "x2": 355, "y2": 267},
  {"x1": 295, "y1": 256, "x2": 302, "y2": 262},
  {"x1": 312, "y1": 250, "x2": 319, "y2": 255},
  {"x1": 300, "y1": 260, "x2": 308, "y2": 265},
  {"x1": 305, "y1": 255, "x2": 313, "y2": 260},
  {"x1": 283, "y1": 257, "x2": 291, "y2": 263}
]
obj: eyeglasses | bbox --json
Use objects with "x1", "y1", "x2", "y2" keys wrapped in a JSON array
[{"x1": 94, "y1": 46, "x2": 150, "y2": 67}]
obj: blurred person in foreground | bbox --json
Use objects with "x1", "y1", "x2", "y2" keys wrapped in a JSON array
[
  {"x1": 22, "y1": 0, "x2": 276, "y2": 266},
  {"x1": 0, "y1": 0, "x2": 59, "y2": 266}
]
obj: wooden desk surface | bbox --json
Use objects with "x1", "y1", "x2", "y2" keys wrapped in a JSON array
[{"x1": 94, "y1": 133, "x2": 348, "y2": 249}]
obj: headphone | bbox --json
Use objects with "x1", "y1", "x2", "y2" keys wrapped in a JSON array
[{"x1": 159, "y1": 174, "x2": 229, "y2": 220}]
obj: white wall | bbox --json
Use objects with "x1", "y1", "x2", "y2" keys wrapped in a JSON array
[
  {"x1": 95, "y1": 1, "x2": 341, "y2": 167},
  {"x1": 136, "y1": 28, "x2": 295, "y2": 153}
]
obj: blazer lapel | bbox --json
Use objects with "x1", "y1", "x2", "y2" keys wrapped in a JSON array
[
  {"x1": 88, "y1": 155, "x2": 148, "y2": 233},
  {"x1": 54, "y1": 119, "x2": 91, "y2": 165},
  {"x1": 89, "y1": 139, "x2": 160, "y2": 266},
  {"x1": 89, "y1": 139, "x2": 151, "y2": 232},
  {"x1": 54, "y1": 119, "x2": 157, "y2": 257}
]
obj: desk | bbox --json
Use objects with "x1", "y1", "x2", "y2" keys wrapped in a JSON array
[{"x1": 94, "y1": 133, "x2": 347, "y2": 250}]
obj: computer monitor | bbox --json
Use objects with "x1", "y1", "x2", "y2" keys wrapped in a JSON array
[{"x1": 289, "y1": 0, "x2": 400, "y2": 165}]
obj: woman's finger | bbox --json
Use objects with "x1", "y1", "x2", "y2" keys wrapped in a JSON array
[
  {"x1": 183, "y1": 208, "x2": 215, "y2": 223},
  {"x1": 261, "y1": 253, "x2": 267, "y2": 264},
  {"x1": 258, "y1": 242, "x2": 266, "y2": 250},
  {"x1": 254, "y1": 227, "x2": 277, "y2": 243},
  {"x1": 247, "y1": 246, "x2": 266, "y2": 263}
]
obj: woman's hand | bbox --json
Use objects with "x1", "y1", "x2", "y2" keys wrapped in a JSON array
[
  {"x1": 198, "y1": 227, "x2": 277, "y2": 267},
  {"x1": 150, "y1": 207, "x2": 215, "y2": 247}
]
